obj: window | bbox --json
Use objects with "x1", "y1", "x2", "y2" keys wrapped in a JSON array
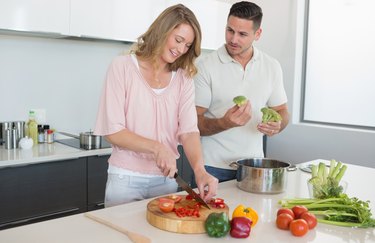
[{"x1": 302, "y1": 0, "x2": 375, "y2": 128}]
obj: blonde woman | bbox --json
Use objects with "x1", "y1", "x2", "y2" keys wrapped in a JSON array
[{"x1": 94, "y1": 4, "x2": 218, "y2": 207}]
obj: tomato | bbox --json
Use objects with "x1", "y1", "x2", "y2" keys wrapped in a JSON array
[
  {"x1": 167, "y1": 195, "x2": 182, "y2": 203},
  {"x1": 158, "y1": 198, "x2": 175, "y2": 213},
  {"x1": 277, "y1": 208, "x2": 295, "y2": 219},
  {"x1": 300, "y1": 212, "x2": 317, "y2": 229},
  {"x1": 292, "y1": 205, "x2": 308, "y2": 219},
  {"x1": 289, "y1": 219, "x2": 309, "y2": 237},
  {"x1": 276, "y1": 213, "x2": 294, "y2": 230}
]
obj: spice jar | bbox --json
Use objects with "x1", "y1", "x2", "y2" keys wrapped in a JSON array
[{"x1": 47, "y1": 129, "x2": 54, "y2": 144}]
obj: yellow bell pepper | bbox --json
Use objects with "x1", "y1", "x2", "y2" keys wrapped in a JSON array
[{"x1": 232, "y1": 204, "x2": 259, "y2": 227}]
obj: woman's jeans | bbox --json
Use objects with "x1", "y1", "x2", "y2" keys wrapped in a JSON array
[{"x1": 104, "y1": 173, "x2": 178, "y2": 207}]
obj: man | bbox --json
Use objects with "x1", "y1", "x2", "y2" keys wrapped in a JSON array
[{"x1": 194, "y1": 1, "x2": 289, "y2": 182}]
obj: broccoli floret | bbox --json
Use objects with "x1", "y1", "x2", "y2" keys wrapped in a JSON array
[
  {"x1": 261, "y1": 107, "x2": 282, "y2": 122},
  {"x1": 233, "y1": 96, "x2": 247, "y2": 106}
]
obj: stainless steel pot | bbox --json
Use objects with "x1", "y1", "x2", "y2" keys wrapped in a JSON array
[
  {"x1": 59, "y1": 131, "x2": 102, "y2": 150},
  {"x1": 230, "y1": 158, "x2": 297, "y2": 194}
]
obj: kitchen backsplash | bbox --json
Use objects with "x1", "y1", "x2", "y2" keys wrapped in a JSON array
[{"x1": 0, "y1": 34, "x2": 130, "y2": 135}]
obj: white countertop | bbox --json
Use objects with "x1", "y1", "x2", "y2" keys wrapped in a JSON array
[
  {"x1": 0, "y1": 142, "x2": 112, "y2": 168},
  {"x1": 0, "y1": 159, "x2": 374, "y2": 242}
]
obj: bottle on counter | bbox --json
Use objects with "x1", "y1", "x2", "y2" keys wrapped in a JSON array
[
  {"x1": 47, "y1": 129, "x2": 54, "y2": 144},
  {"x1": 43, "y1": 125, "x2": 50, "y2": 143},
  {"x1": 38, "y1": 125, "x2": 45, "y2": 143},
  {"x1": 27, "y1": 111, "x2": 38, "y2": 146}
]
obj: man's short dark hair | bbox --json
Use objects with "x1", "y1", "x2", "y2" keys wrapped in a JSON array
[{"x1": 229, "y1": 1, "x2": 263, "y2": 30}]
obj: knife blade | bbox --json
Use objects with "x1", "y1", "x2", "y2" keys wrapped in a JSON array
[{"x1": 174, "y1": 172, "x2": 210, "y2": 209}]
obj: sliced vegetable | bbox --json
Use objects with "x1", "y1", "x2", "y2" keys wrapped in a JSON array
[
  {"x1": 167, "y1": 194, "x2": 182, "y2": 203},
  {"x1": 208, "y1": 198, "x2": 226, "y2": 208},
  {"x1": 230, "y1": 217, "x2": 252, "y2": 238},
  {"x1": 205, "y1": 212, "x2": 230, "y2": 238},
  {"x1": 158, "y1": 198, "x2": 175, "y2": 213}
]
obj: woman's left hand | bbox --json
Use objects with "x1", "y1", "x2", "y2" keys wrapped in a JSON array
[
  {"x1": 257, "y1": 121, "x2": 281, "y2": 137},
  {"x1": 194, "y1": 170, "x2": 218, "y2": 202}
]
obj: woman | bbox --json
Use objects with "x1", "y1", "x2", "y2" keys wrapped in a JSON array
[{"x1": 94, "y1": 4, "x2": 218, "y2": 207}]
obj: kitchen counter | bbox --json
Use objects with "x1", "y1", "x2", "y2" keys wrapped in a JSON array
[
  {"x1": 0, "y1": 142, "x2": 112, "y2": 168},
  {"x1": 0, "y1": 159, "x2": 374, "y2": 242}
]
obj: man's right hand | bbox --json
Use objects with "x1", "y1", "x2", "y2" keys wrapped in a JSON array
[{"x1": 220, "y1": 100, "x2": 252, "y2": 129}]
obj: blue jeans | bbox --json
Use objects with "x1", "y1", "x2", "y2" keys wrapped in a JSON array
[
  {"x1": 205, "y1": 165, "x2": 237, "y2": 183},
  {"x1": 104, "y1": 173, "x2": 178, "y2": 207}
]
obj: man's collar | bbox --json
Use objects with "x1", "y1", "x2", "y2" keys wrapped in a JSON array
[{"x1": 218, "y1": 44, "x2": 259, "y2": 64}]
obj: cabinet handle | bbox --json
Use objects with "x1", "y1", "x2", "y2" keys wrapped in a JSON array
[
  {"x1": 0, "y1": 207, "x2": 80, "y2": 228},
  {"x1": 96, "y1": 202, "x2": 104, "y2": 207}
]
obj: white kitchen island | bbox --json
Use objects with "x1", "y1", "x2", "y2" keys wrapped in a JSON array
[{"x1": 0, "y1": 160, "x2": 374, "y2": 243}]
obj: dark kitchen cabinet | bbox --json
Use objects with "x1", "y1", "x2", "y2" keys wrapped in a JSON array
[
  {"x1": 0, "y1": 158, "x2": 87, "y2": 230},
  {"x1": 87, "y1": 155, "x2": 109, "y2": 211}
]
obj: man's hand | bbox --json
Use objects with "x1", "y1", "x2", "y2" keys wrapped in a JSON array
[{"x1": 220, "y1": 100, "x2": 252, "y2": 129}]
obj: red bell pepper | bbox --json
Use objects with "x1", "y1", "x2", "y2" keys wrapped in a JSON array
[{"x1": 230, "y1": 217, "x2": 252, "y2": 238}]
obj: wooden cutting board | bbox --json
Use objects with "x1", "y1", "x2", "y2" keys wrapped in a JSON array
[{"x1": 146, "y1": 196, "x2": 229, "y2": 234}]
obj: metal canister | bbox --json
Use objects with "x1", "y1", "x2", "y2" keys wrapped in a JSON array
[
  {"x1": 11, "y1": 128, "x2": 18, "y2": 148},
  {"x1": 13, "y1": 121, "x2": 25, "y2": 141},
  {"x1": 4, "y1": 128, "x2": 13, "y2": 149},
  {"x1": 1, "y1": 121, "x2": 14, "y2": 145}
]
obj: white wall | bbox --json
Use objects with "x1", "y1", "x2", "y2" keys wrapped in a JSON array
[
  {"x1": 251, "y1": 0, "x2": 375, "y2": 168},
  {"x1": 0, "y1": 34, "x2": 129, "y2": 136}
]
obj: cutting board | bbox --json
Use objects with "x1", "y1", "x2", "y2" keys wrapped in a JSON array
[{"x1": 146, "y1": 196, "x2": 229, "y2": 234}]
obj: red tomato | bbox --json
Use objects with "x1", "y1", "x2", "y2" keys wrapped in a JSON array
[
  {"x1": 276, "y1": 213, "x2": 294, "y2": 230},
  {"x1": 292, "y1": 205, "x2": 308, "y2": 219},
  {"x1": 167, "y1": 195, "x2": 182, "y2": 203},
  {"x1": 277, "y1": 208, "x2": 295, "y2": 219},
  {"x1": 289, "y1": 219, "x2": 309, "y2": 237},
  {"x1": 158, "y1": 198, "x2": 175, "y2": 213},
  {"x1": 300, "y1": 212, "x2": 318, "y2": 229}
]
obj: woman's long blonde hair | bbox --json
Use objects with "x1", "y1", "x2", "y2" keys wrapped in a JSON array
[{"x1": 131, "y1": 4, "x2": 201, "y2": 78}]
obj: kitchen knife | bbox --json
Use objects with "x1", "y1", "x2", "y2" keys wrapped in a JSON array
[{"x1": 174, "y1": 172, "x2": 210, "y2": 209}]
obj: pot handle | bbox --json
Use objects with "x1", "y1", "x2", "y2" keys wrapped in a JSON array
[
  {"x1": 287, "y1": 164, "x2": 297, "y2": 172},
  {"x1": 229, "y1": 161, "x2": 238, "y2": 169}
]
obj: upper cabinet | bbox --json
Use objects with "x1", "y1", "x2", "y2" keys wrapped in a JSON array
[
  {"x1": 70, "y1": 0, "x2": 167, "y2": 42},
  {"x1": 0, "y1": 0, "x2": 70, "y2": 34},
  {"x1": 0, "y1": 0, "x2": 230, "y2": 49}
]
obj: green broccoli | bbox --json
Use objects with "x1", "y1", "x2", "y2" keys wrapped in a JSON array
[
  {"x1": 261, "y1": 107, "x2": 282, "y2": 122},
  {"x1": 233, "y1": 96, "x2": 247, "y2": 106}
]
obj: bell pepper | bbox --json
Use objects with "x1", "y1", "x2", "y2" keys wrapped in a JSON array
[
  {"x1": 230, "y1": 217, "x2": 252, "y2": 238},
  {"x1": 232, "y1": 204, "x2": 258, "y2": 226},
  {"x1": 205, "y1": 212, "x2": 230, "y2": 238}
]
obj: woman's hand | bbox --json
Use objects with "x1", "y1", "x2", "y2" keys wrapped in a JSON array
[
  {"x1": 194, "y1": 169, "x2": 219, "y2": 202},
  {"x1": 154, "y1": 143, "x2": 178, "y2": 177}
]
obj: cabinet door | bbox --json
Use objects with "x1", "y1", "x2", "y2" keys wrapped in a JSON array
[
  {"x1": 168, "y1": 0, "x2": 230, "y2": 49},
  {"x1": 87, "y1": 155, "x2": 109, "y2": 211},
  {"x1": 0, "y1": 158, "x2": 86, "y2": 229},
  {"x1": 70, "y1": 0, "x2": 165, "y2": 41},
  {"x1": 0, "y1": 0, "x2": 70, "y2": 34}
]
